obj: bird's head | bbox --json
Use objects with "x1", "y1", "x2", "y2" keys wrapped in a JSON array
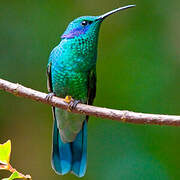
[{"x1": 61, "y1": 5, "x2": 135, "y2": 39}]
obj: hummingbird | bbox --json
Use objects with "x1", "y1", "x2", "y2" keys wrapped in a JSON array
[{"x1": 47, "y1": 5, "x2": 135, "y2": 177}]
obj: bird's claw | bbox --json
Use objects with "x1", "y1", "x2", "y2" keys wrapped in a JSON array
[
  {"x1": 69, "y1": 100, "x2": 81, "y2": 110},
  {"x1": 64, "y1": 96, "x2": 80, "y2": 112},
  {"x1": 46, "y1": 92, "x2": 56, "y2": 101}
]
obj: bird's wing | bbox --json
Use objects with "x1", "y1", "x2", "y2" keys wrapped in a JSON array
[
  {"x1": 47, "y1": 46, "x2": 58, "y2": 93},
  {"x1": 87, "y1": 67, "x2": 96, "y2": 105},
  {"x1": 47, "y1": 62, "x2": 53, "y2": 93}
]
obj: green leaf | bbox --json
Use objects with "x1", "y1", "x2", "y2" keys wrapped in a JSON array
[
  {"x1": 0, "y1": 140, "x2": 32, "y2": 180},
  {"x1": 0, "y1": 140, "x2": 11, "y2": 165},
  {"x1": 2, "y1": 171, "x2": 22, "y2": 180}
]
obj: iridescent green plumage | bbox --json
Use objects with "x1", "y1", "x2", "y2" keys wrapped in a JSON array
[
  {"x1": 47, "y1": 17, "x2": 99, "y2": 142},
  {"x1": 47, "y1": 5, "x2": 135, "y2": 177}
]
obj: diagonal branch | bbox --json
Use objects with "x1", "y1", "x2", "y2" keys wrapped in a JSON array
[{"x1": 0, "y1": 78, "x2": 180, "y2": 126}]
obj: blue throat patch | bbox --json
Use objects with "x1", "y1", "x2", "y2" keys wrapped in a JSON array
[{"x1": 61, "y1": 26, "x2": 89, "y2": 39}]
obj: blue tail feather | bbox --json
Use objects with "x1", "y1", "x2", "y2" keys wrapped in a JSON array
[
  {"x1": 51, "y1": 114, "x2": 72, "y2": 175},
  {"x1": 51, "y1": 109, "x2": 87, "y2": 177},
  {"x1": 71, "y1": 120, "x2": 87, "y2": 177}
]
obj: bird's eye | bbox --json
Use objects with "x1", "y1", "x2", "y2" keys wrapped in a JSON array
[{"x1": 81, "y1": 20, "x2": 88, "y2": 26}]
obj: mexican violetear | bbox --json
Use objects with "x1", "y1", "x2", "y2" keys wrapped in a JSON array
[{"x1": 47, "y1": 5, "x2": 135, "y2": 177}]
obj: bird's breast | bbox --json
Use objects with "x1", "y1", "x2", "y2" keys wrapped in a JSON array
[
  {"x1": 52, "y1": 66, "x2": 88, "y2": 102},
  {"x1": 50, "y1": 38, "x2": 97, "y2": 101}
]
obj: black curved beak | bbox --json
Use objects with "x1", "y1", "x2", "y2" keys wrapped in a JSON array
[{"x1": 97, "y1": 5, "x2": 135, "y2": 20}]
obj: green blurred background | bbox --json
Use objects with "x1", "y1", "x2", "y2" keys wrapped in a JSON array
[{"x1": 0, "y1": 0, "x2": 180, "y2": 179}]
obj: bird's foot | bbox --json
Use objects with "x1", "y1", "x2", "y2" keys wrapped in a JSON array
[
  {"x1": 69, "y1": 99, "x2": 81, "y2": 110},
  {"x1": 64, "y1": 96, "x2": 80, "y2": 112},
  {"x1": 46, "y1": 92, "x2": 56, "y2": 101}
]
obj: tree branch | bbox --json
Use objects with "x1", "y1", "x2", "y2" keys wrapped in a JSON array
[{"x1": 0, "y1": 78, "x2": 180, "y2": 126}]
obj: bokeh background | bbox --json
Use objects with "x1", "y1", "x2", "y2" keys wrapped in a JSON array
[{"x1": 0, "y1": 0, "x2": 180, "y2": 179}]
